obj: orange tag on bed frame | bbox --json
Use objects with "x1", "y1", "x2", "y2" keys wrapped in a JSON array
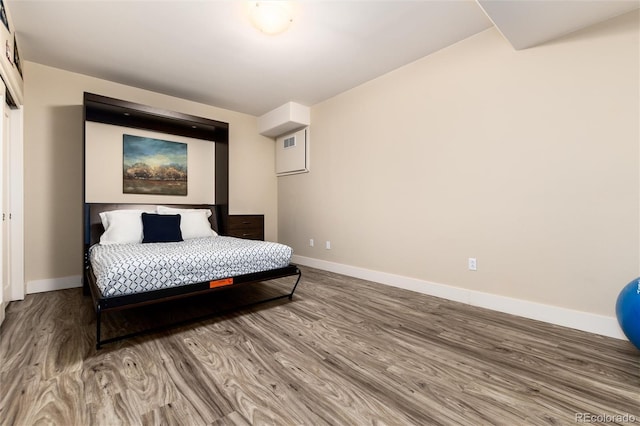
[{"x1": 209, "y1": 278, "x2": 234, "y2": 288}]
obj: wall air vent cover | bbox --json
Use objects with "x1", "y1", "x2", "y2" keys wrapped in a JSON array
[
  {"x1": 284, "y1": 136, "x2": 296, "y2": 148},
  {"x1": 276, "y1": 127, "x2": 309, "y2": 176}
]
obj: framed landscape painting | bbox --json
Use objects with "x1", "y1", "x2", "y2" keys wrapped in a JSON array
[
  {"x1": 123, "y1": 134, "x2": 188, "y2": 195},
  {"x1": 0, "y1": 0, "x2": 9, "y2": 32}
]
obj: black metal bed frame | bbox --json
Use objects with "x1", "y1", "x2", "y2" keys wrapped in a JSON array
[
  {"x1": 87, "y1": 263, "x2": 302, "y2": 349},
  {"x1": 83, "y1": 203, "x2": 302, "y2": 350}
]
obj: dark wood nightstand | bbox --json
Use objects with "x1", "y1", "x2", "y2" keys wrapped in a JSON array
[{"x1": 227, "y1": 215, "x2": 264, "y2": 240}]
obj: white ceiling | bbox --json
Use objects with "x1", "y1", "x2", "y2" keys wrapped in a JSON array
[{"x1": 7, "y1": 0, "x2": 639, "y2": 116}]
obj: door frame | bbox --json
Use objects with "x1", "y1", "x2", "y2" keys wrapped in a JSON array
[{"x1": 0, "y1": 82, "x2": 6, "y2": 324}]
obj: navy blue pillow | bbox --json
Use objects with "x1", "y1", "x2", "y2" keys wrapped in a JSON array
[{"x1": 142, "y1": 213, "x2": 183, "y2": 243}]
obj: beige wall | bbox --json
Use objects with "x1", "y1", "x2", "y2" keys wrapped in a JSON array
[
  {"x1": 85, "y1": 122, "x2": 215, "y2": 204},
  {"x1": 24, "y1": 62, "x2": 277, "y2": 284},
  {"x1": 279, "y1": 11, "x2": 640, "y2": 317}
]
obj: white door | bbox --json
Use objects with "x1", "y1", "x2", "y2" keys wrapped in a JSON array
[
  {"x1": 0, "y1": 82, "x2": 7, "y2": 326},
  {"x1": 2, "y1": 101, "x2": 10, "y2": 296},
  {"x1": 9, "y1": 106, "x2": 23, "y2": 303}
]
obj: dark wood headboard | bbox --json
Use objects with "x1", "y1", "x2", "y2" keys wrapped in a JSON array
[{"x1": 84, "y1": 203, "x2": 221, "y2": 247}]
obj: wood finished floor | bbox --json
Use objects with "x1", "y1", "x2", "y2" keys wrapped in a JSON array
[{"x1": 0, "y1": 266, "x2": 638, "y2": 425}]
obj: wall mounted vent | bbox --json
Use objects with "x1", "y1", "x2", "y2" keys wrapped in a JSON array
[
  {"x1": 276, "y1": 128, "x2": 309, "y2": 176},
  {"x1": 284, "y1": 136, "x2": 296, "y2": 149}
]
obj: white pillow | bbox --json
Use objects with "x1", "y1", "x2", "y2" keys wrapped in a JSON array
[
  {"x1": 157, "y1": 206, "x2": 212, "y2": 218},
  {"x1": 156, "y1": 206, "x2": 217, "y2": 239},
  {"x1": 99, "y1": 209, "x2": 148, "y2": 245}
]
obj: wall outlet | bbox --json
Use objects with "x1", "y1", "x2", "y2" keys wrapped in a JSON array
[
  {"x1": 309, "y1": 238, "x2": 314, "y2": 247},
  {"x1": 325, "y1": 241, "x2": 331, "y2": 250},
  {"x1": 468, "y1": 258, "x2": 477, "y2": 271}
]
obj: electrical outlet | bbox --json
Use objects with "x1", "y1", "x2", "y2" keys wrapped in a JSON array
[
  {"x1": 309, "y1": 238, "x2": 314, "y2": 247},
  {"x1": 468, "y1": 258, "x2": 477, "y2": 271},
  {"x1": 325, "y1": 241, "x2": 331, "y2": 250}
]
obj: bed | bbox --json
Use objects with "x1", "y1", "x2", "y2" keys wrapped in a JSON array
[{"x1": 84, "y1": 203, "x2": 302, "y2": 349}]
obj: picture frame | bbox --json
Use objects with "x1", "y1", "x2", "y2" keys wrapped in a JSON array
[
  {"x1": 123, "y1": 134, "x2": 188, "y2": 196},
  {"x1": 0, "y1": 0, "x2": 9, "y2": 33},
  {"x1": 13, "y1": 36, "x2": 21, "y2": 78}
]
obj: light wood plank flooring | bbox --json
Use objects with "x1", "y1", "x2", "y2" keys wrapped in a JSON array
[{"x1": 1, "y1": 266, "x2": 638, "y2": 425}]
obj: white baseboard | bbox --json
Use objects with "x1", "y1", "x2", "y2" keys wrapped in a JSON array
[
  {"x1": 26, "y1": 275, "x2": 83, "y2": 294},
  {"x1": 291, "y1": 255, "x2": 626, "y2": 340}
]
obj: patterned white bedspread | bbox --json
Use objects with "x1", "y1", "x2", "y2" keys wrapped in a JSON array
[{"x1": 89, "y1": 236, "x2": 293, "y2": 297}]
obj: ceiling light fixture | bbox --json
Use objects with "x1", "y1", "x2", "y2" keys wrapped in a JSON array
[{"x1": 248, "y1": 1, "x2": 295, "y2": 35}]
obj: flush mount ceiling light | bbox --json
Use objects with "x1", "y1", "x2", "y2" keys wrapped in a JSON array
[{"x1": 248, "y1": 1, "x2": 295, "y2": 35}]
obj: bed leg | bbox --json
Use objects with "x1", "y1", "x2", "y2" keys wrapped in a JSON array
[
  {"x1": 288, "y1": 270, "x2": 302, "y2": 300},
  {"x1": 96, "y1": 304, "x2": 102, "y2": 350}
]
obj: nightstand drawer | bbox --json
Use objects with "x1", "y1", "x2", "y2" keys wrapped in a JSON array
[{"x1": 227, "y1": 215, "x2": 264, "y2": 240}]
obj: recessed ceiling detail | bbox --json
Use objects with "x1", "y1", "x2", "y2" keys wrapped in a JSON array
[{"x1": 477, "y1": 0, "x2": 639, "y2": 50}]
